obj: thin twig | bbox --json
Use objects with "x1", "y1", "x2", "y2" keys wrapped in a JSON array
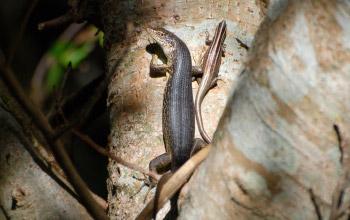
[
  {"x1": 309, "y1": 188, "x2": 322, "y2": 220},
  {"x1": 1, "y1": 92, "x2": 108, "y2": 210},
  {"x1": 52, "y1": 122, "x2": 77, "y2": 140},
  {"x1": 0, "y1": 58, "x2": 108, "y2": 220},
  {"x1": 47, "y1": 63, "x2": 73, "y2": 119},
  {"x1": 57, "y1": 62, "x2": 72, "y2": 101},
  {"x1": 1, "y1": 78, "x2": 70, "y2": 182},
  {"x1": 38, "y1": 12, "x2": 73, "y2": 30},
  {"x1": 50, "y1": 74, "x2": 108, "y2": 130},
  {"x1": 136, "y1": 146, "x2": 210, "y2": 220},
  {"x1": 7, "y1": 0, "x2": 39, "y2": 65},
  {"x1": 72, "y1": 129, "x2": 159, "y2": 182},
  {"x1": 49, "y1": 74, "x2": 107, "y2": 139}
]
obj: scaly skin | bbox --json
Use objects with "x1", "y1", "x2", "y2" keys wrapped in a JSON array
[
  {"x1": 195, "y1": 20, "x2": 227, "y2": 144},
  {"x1": 147, "y1": 28, "x2": 195, "y2": 171},
  {"x1": 147, "y1": 27, "x2": 195, "y2": 219}
]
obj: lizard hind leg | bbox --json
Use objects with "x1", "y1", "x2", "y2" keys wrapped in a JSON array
[
  {"x1": 205, "y1": 30, "x2": 212, "y2": 46},
  {"x1": 191, "y1": 66, "x2": 203, "y2": 85},
  {"x1": 222, "y1": 45, "x2": 226, "y2": 57},
  {"x1": 210, "y1": 77, "x2": 219, "y2": 89},
  {"x1": 149, "y1": 153, "x2": 171, "y2": 175}
]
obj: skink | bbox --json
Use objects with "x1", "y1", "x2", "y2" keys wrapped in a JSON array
[
  {"x1": 195, "y1": 20, "x2": 227, "y2": 143},
  {"x1": 147, "y1": 27, "x2": 195, "y2": 219}
]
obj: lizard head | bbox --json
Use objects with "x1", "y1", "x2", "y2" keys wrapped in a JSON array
[{"x1": 146, "y1": 28, "x2": 177, "y2": 58}]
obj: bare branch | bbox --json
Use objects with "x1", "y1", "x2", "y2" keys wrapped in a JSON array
[
  {"x1": 38, "y1": 12, "x2": 73, "y2": 30},
  {"x1": 0, "y1": 58, "x2": 108, "y2": 220},
  {"x1": 7, "y1": 0, "x2": 39, "y2": 64},
  {"x1": 136, "y1": 146, "x2": 210, "y2": 220}
]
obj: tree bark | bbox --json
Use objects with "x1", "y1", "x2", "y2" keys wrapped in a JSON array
[
  {"x1": 104, "y1": 0, "x2": 266, "y2": 219},
  {"x1": 179, "y1": 0, "x2": 350, "y2": 219},
  {"x1": 2, "y1": 0, "x2": 347, "y2": 219}
]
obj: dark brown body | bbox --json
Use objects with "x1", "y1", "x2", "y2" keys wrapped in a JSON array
[
  {"x1": 147, "y1": 28, "x2": 195, "y2": 219},
  {"x1": 162, "y1": 42, "x2": 195, "y2": 171}
]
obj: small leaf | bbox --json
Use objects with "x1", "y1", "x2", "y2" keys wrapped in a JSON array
[
  {"x1": 49, "y1": 41, "x2": 70, "y2": 58},
  {"x1": 59, "y1": 43, "x2": 94, "y2": 67},
  {"x1": 98, "y1": 32, "x2": 104, "y2": 47},
  {"x1": 46, "y1": 63, "x2": 64, "y2": 93}
]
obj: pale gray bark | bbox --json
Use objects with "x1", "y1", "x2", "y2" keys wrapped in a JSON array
[{"x1": 179, "y1": 0, "x2": 350, "y2": 219}]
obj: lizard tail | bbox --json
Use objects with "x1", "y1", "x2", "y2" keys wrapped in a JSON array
[{"x1": 195, "y1": 94, "x2": 212, "y2": 144}]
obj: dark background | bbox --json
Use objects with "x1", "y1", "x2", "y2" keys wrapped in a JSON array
[{"x1": 0, "y1": 0, "x2": 109, "y2": 198}]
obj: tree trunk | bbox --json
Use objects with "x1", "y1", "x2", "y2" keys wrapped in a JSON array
[{"x1": 179, "y1": 0, "x2": 350, "y2": 219}]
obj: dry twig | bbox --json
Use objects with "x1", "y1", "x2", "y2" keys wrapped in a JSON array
[
  {"x1": 7, "y1": 0, "x2": 39, "y2": 64},
  {"x1": 38, "y1": 12, "x2": 73, "y2": 30},
  {"x1": 0, "y1": 58, "x2": 108, "y2": 220},
  {"x1": 136, "y1": 146, "x2": 210, "y2": 220}
]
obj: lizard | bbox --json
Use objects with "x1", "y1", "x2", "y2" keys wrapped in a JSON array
[
  {"x1": 146, "y1": 27, "x2": 198, "y2": 219},
  {"x1": 145, "y1": 21, "x2": 226, "y2": 217},
  {"x1": 195, "y1": 20, "x2": 227, "y2": 144}
]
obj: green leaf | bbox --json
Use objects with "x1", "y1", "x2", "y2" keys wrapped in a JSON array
[
  {"x1": 98, "y1": 32, "x2": 104, "y2": 47},
  {"x1": 59, "y1": 43, "x2": 94, "y2": 67},
  {"x1": 46, "y1": 63, "x2": 64, "y2": 93},
  {"x1": 45, "y1": 26, "x2": 100, "y2": 94},
  {"x1": 49, "y1": 41, "x2": 70, "y2": 58}
]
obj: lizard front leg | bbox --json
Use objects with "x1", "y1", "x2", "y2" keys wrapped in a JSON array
[
  {"x1": 149, "y1": 54, "x2": 171, "y2": 78},
  {"x1": 150, "y1": 55, "x2": 203, "y2": 80}
]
